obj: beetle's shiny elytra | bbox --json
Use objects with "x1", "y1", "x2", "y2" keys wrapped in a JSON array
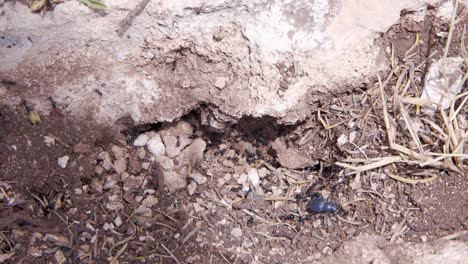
[{"x1": 307, "y1": 198, "x2": 338, "y2": 213}]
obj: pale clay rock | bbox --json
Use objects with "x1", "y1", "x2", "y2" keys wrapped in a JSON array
[
  {"x1": 175, "y1": 138, "x2": 207, "y2": 169},
  {"x1": 133, "y1": 134, "x2": 149, "y2": 147},
  {"x1": 214, "y1": 76, "x2": 228, "y2": 89},
  {"x1": 159, "y1": 121, "x2": 193, "y2": 138},
  {"x1": 162, "y1": 135, "x2": 193, "y2": 158},
  {"x1": 147, "y1": 134, "x2": 166, "y2": 156},
  {"x1": 0, "y1": 0, "x2": 446, "y2": 126}
]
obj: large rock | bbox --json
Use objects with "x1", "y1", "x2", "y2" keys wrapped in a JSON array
[
  {"x1": 0, "y1": 0, "x2": 447, "y2": 125},
  {"x1": 319, "y1": 234, "x2": 468, "y2": 264}
]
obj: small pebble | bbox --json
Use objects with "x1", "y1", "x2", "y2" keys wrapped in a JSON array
[
  {"x1": 147, "y1": 134, "x2": 166, "y2": 156},
  {"x1": 187, "y1": 181, "x2": 197, "y2": 195},
  {"x1": 191, "y1": 172, "x2": 207, "y2": 185},
  {"x1": 133, "y1": 134, "x2": 149, "y2": 147},
  {"x1": 58, "y1": 155, "x2": 69, "y2": 169},
  {"x1": 247, "y1": 168, "x2": 260, "y2": 186},
  {"x1": 237, "y1": 173, "x2": 247, "y2": 185},
  {"x1": 114, "y1": 216, "x2": 122, "y2": 227},
  {"x1": 111, "y1": 145, "x2": 126, "y2": 159},
  {"x1": 231, "y1": 227, "x2": 242, "y2": 238},
  {"x1": 113, "y1": 158, "x2": 127, "y2": 174}
]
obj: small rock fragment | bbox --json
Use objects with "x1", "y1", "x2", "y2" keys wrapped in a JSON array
[
  {"x1": 106, "y1": 201, "x2": 124, "y2": 211},
  {"x1": 43, "y1": 136, "x2": 55, "y2": 146},
  {"x1": 141, "y1": 162, "x2": 150, "y2": 170},
  {"x1": 58, "y1": 155, "x2": 69, "y2": 169},
  {"x1": 98, "y1": 151, "x2": 112, "y2": 171},
  {"x1": 147, "y1": 134, "x2": 166, "y2": 156},
  {"x1": 113, "y1": 158, "x2": 127, "y2": 174},
  {"x1": 103, "y1": 223, "x2": 114, "y2": 231},
  {"x1": 133, "y1": 134, "x2": 149, "y2": 147},
  {"x1": 94, "y1": 165, "x2": 104, "y2": 176},
  {"x1": 111, "y1": 145, "x2": 126, "y2": 159},
  {"x1": 421, "y1": 57, "x2": 464, "y2": 113},
  {"x1": 237, "y1": 173, "x2": 248, "y2": 185},
  {"x1": 129, "y1": 158, "x2": 142, "y2": 173},
  {"x1": 54, "y1": 251, "x2": 66, "y2": 264},
  {"x1": 191, "y1": 172, "x2": 207, "y2": 185},
  {"x1": 136, "y1": 147, "x2": 146, "y2": 159},
  {"x1": 28, "y1": 246, "x2": 42, "y2": 258},
  {"x1": 231, "y1": 227, "x2": 242, "y2": 238},
  {"x1": 187, "y1": 181, "x2": 197, "y2": 195},
  {"x1": 176, "y1": 138, "x2": 206, "y2": 169},
  {"x1": 123, "y1": 175, "x2": 146, "y2": 192},
  {"x1": 114, "y1": 216, "x2": 122, "y2": 227},
  {"x1": 44, "y1": 234, "x2": 70, "y2": 247},
  {"x1": 214, "y1": 76, "x2": 228, "y2": 89},
  {"x1": 337, "y1": 134, "x2": 348, "y2": 146},
  {"x1": 247, "y1": 168, "x2": 260, "y2": 186},
  {"x1": 141, "y1": 195, "x2": 158, "y2": 208},
  {"x1": 271, "y1": 138, "x2": 312, "y2": 169}
]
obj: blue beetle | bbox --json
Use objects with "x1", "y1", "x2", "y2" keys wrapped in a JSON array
[{"x1": 307, "y1": 197, "x2": 338, "y2": 213}]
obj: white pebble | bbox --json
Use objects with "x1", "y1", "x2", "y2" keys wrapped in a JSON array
[
  {"x1": 231, "y1": 227, "x2": 242, "y2": 238},
  {"x1": 147, "y1": 134, "x2": 166, "y2": 156},
  {"x1": 237, "y1": 173, "x2": 247, "y2": 185},
  {"x1": 247, "y1": 168, "x2": 260, "y2": 186},
  {"x1": 114, "y1": 216, "x2": 122, "y2": 227},
  {"x1": 58, "y1": 155, "x2": 69, "y2": 169},
  {"x1": 133, "y1": 134, "x2": 149, "y2": 147}
]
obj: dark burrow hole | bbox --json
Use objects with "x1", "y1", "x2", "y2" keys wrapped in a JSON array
[{"x1": 119, "y1": 106, "x2": 303, "y2": 165}]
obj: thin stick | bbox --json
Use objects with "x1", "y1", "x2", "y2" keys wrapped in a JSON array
[
  {"x1": 116, "y1": 0, "x2": 152, "y2": 37},
  {"x1": 110, "y1": 243, "x2": 128, "y2": 264},
  {"x1": 337, "y1": 215, "x2": 362, "y2": 226},
  {"x1": 160, "y1": 243, "x2": 181, "y2": 264}
]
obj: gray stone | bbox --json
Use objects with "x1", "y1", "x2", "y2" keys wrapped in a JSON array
[{"x1": 191, "y1": 172, "x2": 207, "y2": 185}]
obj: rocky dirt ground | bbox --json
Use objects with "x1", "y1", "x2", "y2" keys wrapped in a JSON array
[{"x1": 1, "y1": 2, "x2": 468, "y2": 264}]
